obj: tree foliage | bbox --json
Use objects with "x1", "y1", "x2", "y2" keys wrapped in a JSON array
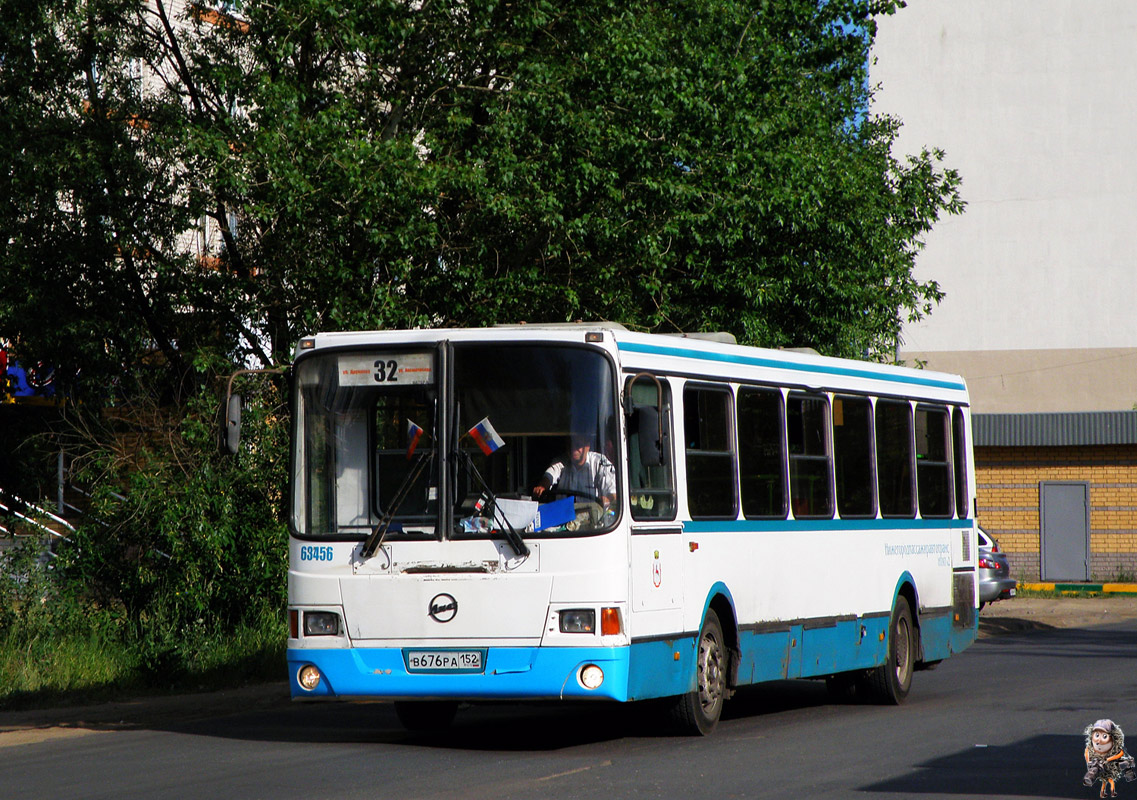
[
  {"x1": 0, "y1": 0, "x2": 964, "y2": 692},
  {"x1": 1, "y1": 0, "x2": 963, "y2": 400},
  {"x1": 51, "y1": 373, "x2": 289, "y2": 673}
]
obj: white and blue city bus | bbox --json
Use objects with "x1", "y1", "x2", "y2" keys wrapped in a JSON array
[{"x1": 286, "y1": 323, "x2": 978, "y2": 734}]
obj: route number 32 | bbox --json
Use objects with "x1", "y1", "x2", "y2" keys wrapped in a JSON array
[{"x1": 374, "y1": 359, "x2": 399, "y2": 382}]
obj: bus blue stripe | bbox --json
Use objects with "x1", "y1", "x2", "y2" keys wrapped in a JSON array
[
  {"x1": 683, "y1": 518, "x2": 971, "y2": 533},
  {"x1": 615, "y1": 341, "x2": 967, "y2": 392}
]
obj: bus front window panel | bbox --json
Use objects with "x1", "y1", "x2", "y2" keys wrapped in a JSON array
[
  {"x1": 373, "y1": 390, "x2": 438, "y2": 525},
  {"x1": 452, "y1": 344, "x2": 620, "y2": 535},
  {"x1": 293, "y1": 352, "x2": 440, "y2": 538},
  {"x1": 296, "y1": 357, "x2": 369, "y2": 536},
  {"x1": 296, "y1": 385, "x2": 333, "y2": 536}
]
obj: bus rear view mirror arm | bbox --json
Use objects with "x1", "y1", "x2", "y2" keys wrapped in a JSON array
[{"x1": 221, "y1": 366, "x2": 288, "y2": 455}]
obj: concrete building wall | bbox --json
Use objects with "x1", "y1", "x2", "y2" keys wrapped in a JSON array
[
  {"x1": 872, "y1": 1, "x2": 1137, "y2": 411},
  {"x1": 902, "y1": 349, "x2": 1137, "y2": 414}
]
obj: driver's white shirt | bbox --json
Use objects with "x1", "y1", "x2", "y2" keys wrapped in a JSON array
[{"x1": 543, "y1": 451, "x2": 616, "y2": 499}]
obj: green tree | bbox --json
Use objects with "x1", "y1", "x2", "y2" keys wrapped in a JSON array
[
  {"x1": 0, "y1": 0, "x2": 964, "y2": 691},
  {"x1": 2, "y1": 0, "x2": 961, "y2": 400}
]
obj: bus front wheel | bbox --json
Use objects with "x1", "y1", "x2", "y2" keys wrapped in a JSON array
[
  {"x1": 864, "y1": 596, "x2": 915, "y2": 705},
  {"x1": 670, "y1": 609, "x2": 727, "y2": 735}
]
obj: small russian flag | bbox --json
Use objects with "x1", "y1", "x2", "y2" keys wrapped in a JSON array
[
  {"x1": 468, "y1": 416, "x2": 505, "y2": 455},
  {"x1": 405, "y1": 419, "x2": 424, "y2": 460}
]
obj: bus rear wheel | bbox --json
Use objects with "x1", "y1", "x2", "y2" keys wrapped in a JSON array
[
  {"x1": 394, "y1": 700, "x2": 459, "y2": 732},
  {"x1": 670, "y1": 609, "x2": 727, "y2": 735},
  {"x1": 864, "y1": 596, "x2": 915, "y2": 704}
]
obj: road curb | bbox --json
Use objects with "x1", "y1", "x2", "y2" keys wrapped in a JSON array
[{"x1": 1019, "y1": 582, "x2": 1137, "y2": 595}]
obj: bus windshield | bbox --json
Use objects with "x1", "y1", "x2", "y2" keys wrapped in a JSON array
[{"x1": 291, "y1": 343, "x2": 619, "y2": 539}]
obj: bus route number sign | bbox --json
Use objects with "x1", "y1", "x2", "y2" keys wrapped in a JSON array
[{"x1": 338, "y1": 353, "x2": 433, "y2": 387}]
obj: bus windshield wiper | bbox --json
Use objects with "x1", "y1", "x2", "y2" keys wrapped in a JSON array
[
  {"x1": 361, "y1": 450, "x2": 432, "y2": 559},
  {"x1": 457, "y1": 449, "x2": 530, "y2": 558}
]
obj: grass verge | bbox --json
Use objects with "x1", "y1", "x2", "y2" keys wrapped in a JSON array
[
  {"x1": 0, "y1": 619, "x2": 287, "y2": 711},
  {"x1": 1014, "y1": 586, "x2": 1101, "y2": 600}
]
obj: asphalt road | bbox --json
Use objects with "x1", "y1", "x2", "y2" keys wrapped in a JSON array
[{"x1": 3, "y1": 603, "x2": 1134, "y2": 799}]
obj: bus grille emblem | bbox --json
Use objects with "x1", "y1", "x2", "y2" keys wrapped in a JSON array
[{"x1": 428, "y1": 593, "x2": 458, "y2": 623}]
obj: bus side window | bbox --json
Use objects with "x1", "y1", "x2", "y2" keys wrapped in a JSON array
[
  {"x1": 833, "y1": 395, "x2": 876, "y2": 518},
  {"x1": 787, "y1": 392, "x2": 833, "y2": 519},
  {"x1": 876, "y1": 399, "x2": 915, "y2": 518},
  {"x1": 952, "y1": 407, "x2": 969, "y2": 519},
  {"x1": 738, "y1": 387, "x2": 787, "y2": 519},
  {"x1": 628, "y1": 378, "x2": 675, "y2": 520},
  {"x1": 684, "y1": 385, "x2": 738, "y2": 519},
  {"x1": 915, "y1": 405, "x2": 952, "y2": 518}
]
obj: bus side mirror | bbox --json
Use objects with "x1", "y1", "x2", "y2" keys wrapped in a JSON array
[
  {"x1": 220, "y1": 365, "x2": 288, "y2": 455},
  {"x1": 223, "y1": 393, "x2": 242, "y2": 455},
  {"x1": 634, "y1": 405, "x2": 665, "y2": 468}
]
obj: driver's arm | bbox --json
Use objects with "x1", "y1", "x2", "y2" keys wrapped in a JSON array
[
  {"x1": 597, "y1": 456, "x2": 617, "y2": 508},
  {"x1": 533, "y1": 461, "x2": 563, "y2": 497}
]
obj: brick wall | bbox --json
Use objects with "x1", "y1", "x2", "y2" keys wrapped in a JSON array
[{"x1": 976, "y1": 444, "x2": 1137, "y2": 581}]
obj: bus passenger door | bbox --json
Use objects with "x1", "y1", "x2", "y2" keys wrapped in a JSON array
[
  {"x1": 631, "y1": 526, "x2": 684, "y2": 611},
  {"x1": 626, "y1": 376, "x2": 683, "y2": 616}
]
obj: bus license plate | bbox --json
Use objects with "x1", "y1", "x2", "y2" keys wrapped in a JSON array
[{"x1": 405, "y1": 650, "x2": 484, "y2": 673}]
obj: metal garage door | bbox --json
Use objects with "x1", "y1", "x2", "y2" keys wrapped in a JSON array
[{"x1": 1040, "y1": 481, "x2": 1090, "y2": 582}]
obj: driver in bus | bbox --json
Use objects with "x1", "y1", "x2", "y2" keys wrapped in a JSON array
[{"x1": 532, "y1": 432, "x2": 617, "y2": 509}]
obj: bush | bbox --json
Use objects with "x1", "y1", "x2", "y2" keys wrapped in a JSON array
[
  {"x1": 0, "y1": 365, "x2": 291, "y2": 705},
  {"x1": 51, "y1": 371, "x2": 290, "y2": 682}
]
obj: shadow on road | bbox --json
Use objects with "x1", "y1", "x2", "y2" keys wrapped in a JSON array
[
  {"x1": 863, "y1": 733, "x2": 1091, "y2": 798},
  {"x1": 152, "y1": 677, "x2": 842, "y2": 750}
]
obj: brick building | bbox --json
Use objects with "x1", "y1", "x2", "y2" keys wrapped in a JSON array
[{"x1": 974, "y1": 412, "x2": 1137, "y2": 582}]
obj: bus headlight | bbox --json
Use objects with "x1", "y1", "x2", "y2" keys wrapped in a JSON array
[
  {"x1": 304, "y1": 611, "x2": 340, "y2": 636},
  {"x1": 559, "y1": 609, "x2": 595, "y2": 633},
  {"x1": 298, "y1": 665, "x2": 322, "y2": 691},
  {"x1": 579, "y1": 664, "x2": 604, "y2": 690}
]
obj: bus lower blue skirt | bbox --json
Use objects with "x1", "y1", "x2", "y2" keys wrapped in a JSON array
[{"x1": 288, "y1": 611, "x2": 976, "y2": 703}]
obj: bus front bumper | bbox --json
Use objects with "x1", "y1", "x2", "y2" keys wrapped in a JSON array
[{"x1": 287, "y1": 645, "x2": 633, "y2": 702}]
